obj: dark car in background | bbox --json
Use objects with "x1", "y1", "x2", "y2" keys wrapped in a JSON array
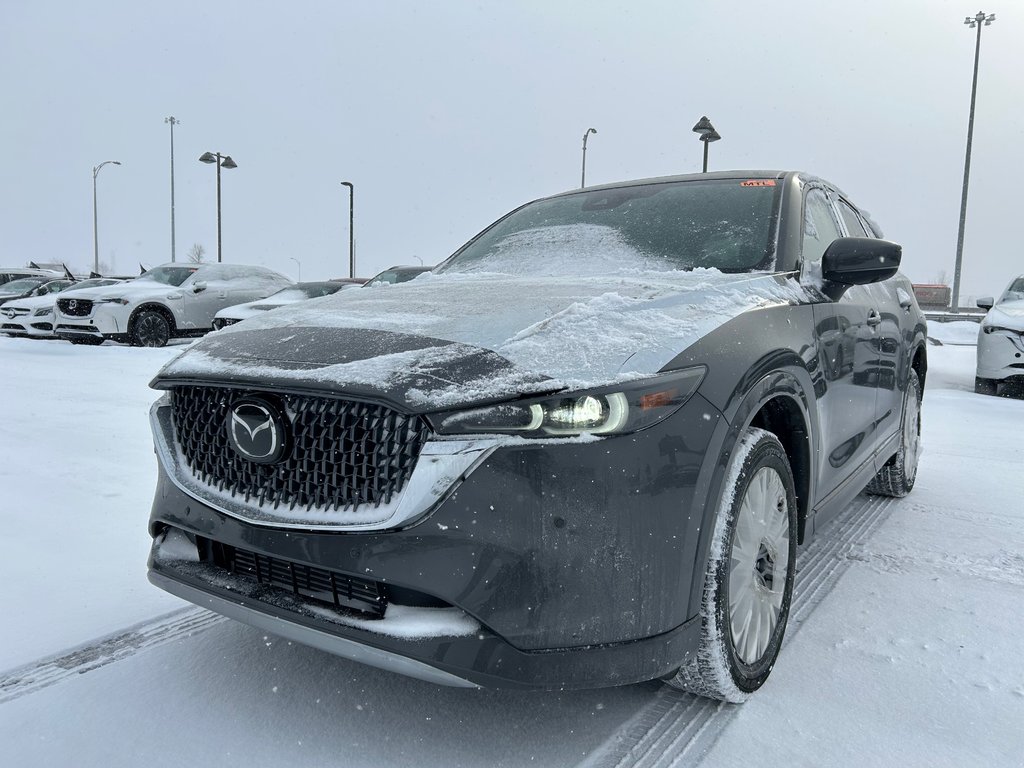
[
  {"x1": 146, "y1": 171, "x2": 927, "y2": 701},
  {"x1": 0, "y1": 277, "x2": 75, "y2": 306},
  {"x1": 0, "y1": 267, "x2": 62, "y2": 288},
  {"x1": 365, "y1": 265, "x2": 433, "y2": 285}
]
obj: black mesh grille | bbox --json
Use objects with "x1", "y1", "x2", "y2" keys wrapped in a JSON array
[
  {"x1": 202, "y1": 538, "x2": 386, "y2": 618},
  {"x1": 57, "y1": 298, "x2": 93, "y2": 316},
  {"x1": 171, "y1": 386, "x2": 431, "y2": 512}
]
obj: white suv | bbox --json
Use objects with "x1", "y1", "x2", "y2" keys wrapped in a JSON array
[{"x1": 54, "y1": 263, "x2": 291, "y2": 347}]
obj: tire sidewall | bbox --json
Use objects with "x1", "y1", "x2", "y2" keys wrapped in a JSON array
[{"x1": 711, "y1": 432, "x2": 798, "y2": 693}]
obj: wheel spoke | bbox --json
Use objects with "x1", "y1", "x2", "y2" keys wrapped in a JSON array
[{"x1": 728, "y1": 464, "x2": 791, "y2": 665}]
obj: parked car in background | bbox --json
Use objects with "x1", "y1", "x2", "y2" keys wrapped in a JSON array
[
  {"x1": 212, "y1": 281, "x2": 351, "y2": 330},
  {"x1": 0, "y1": 267, "x2": 61, "y2": 288},
  {"x1": 0, "y1": 277, "x2": 76, "y2": 307},
  {"x1": 364, "y1": 265, "x2": 433, "y2": 285},
  {"x1": 146, "y1": 170, "x2": 927, "y2": 701},
  {"x1": 975, "y1": 274, "x2": 1024, "y2": 396},
  {"x1": 1, "y1": 278, "x2": 124, "y2": 338},
  {"x1": 54, "y1": 263, "x2": 292, "y2": 347}
]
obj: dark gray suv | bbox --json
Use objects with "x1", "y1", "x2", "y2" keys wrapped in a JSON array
[{"x1": 146, "y1": 171, "x2": 927, "y2": 700}]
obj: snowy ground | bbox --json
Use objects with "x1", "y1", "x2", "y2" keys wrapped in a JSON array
[{"x1": 1, "y1": 325, "x2": 1022, "y2": 767}]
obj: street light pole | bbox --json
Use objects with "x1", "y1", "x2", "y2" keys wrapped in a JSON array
[
  {"x1": 199, "y1": 151, "x2": 238, "y2": 263},
  {"x1": 289, "y1": 256, "x2": 301, "y2": 281},
  {"x1": 952, "y1": 11, "x2": 996, "y2": 314},
  {"x1": 341, "y1": 181, "x2": 354, "y2": 278},
  {"x1": 92, "y1": 160, "x2": 121, "y2": 275},
  {"x1": 581, "y1": 128, "x2": 597, "y2": 188},
  {"x1": 165, "y1": 116, "x2": 180, "y2": 262},
  {"x1": 691, "y1": 116, "x2": 721, "y2": 173}
]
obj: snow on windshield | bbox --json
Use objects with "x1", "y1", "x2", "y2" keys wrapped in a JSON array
[{"x1": 441, "y1": 224, "x2": 668, "y2": 277}]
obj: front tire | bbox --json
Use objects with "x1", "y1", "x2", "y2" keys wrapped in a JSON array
[
  {"x1": 131, "y1": 310, "x2": 171, "y2": 347},
  {"x1": 974, "y1": 376, "x2": 997, "y2": 396},
  {"x1": 666, "y1": 427, "x2": 797, "y2": 702},
  {"x1": 867, "y1": 368, "x2": 921, "y2": 497}
]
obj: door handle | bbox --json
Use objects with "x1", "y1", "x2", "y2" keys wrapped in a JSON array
[{"x1": 867, "y1": 310, "x2": 882, "y2": 327}]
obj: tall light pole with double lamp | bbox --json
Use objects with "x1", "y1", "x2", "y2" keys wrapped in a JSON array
[
  {"x1": 692, "y1": 116, "x2": 721, "y2": 173},
  {"x1": 951, "y1": 11, "x2": 996, "y2": 313},
  {"x1": 341, "y1": 181, "x2": 354, "y2": 278},
  {"x1": 92, "y1": 160, "x2": 121, "y2": 274},
  {"x1": 199, "y1": 151, "x2": 238, "y2": 263},
  {"x1": 165, "y1": 116, "x2": 180, "y2": 262},
  {"x1": 581, "y1": 127, "x2": 597, "y2": 188}
]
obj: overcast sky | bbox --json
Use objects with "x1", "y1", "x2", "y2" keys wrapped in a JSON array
[{"x1": 2, "y1": 0, "x2": 1021, "y2": 299}]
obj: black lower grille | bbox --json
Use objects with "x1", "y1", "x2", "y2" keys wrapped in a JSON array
[
  {"x1": 202, "y1": 538, "x2": 386, "y2": 618},
  {"x1": 57, "y1": 298, "x2": 93, "y2": 316},
  {"x1": 171, "y1": 386, "x2": 430, "y2": 512}
]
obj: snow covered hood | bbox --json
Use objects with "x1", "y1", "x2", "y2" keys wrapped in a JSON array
[
  {"x1": 156, "y1": 270, "x2": 811, "y2": 411},
  {"x1": 1, "y1": 293, "x2": 58, "y2": 312},
  {"x1": 985, "y1": 299, "x2": 1024, "y2": 329},
  {"x1": 52, "y1": 281, "x2": 170, "y2": 302}
]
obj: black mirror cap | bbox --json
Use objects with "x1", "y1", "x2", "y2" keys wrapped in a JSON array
[
  {"x1": 822, "y1": 237, "x2": 902, "y2": 286},
  {"x1": 976, "y1": 296, "x2": 994, "y2": 311}
]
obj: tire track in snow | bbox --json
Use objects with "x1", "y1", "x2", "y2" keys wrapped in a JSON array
[
  {"x1": 582, "y1": 493, "x2": 899, "y2": 768},
  {"x1": 0, "y1": 607, "x2": 224, "y2": 704}
]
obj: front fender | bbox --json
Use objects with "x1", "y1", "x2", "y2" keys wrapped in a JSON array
[{"x1": 685, "y1": 363, "x2": 817, "y2": 616}]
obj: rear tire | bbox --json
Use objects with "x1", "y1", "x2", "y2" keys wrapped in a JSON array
[
  {"x1": 867, "y1": 369, "x2": 921, "y2": 498},
  {"x1": 131, "y1": 310, "x2": 171, "y2": 347},
  {"x1": 666, "y1": 427, "x2": 797, "y2": 703},
  {"x1": 974, "y1": 377, "x2": 997, "y2": 396}
]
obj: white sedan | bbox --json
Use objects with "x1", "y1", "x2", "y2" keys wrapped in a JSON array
[
  {"x1": 212, "y1": 281, "x2": 352, "y2": 330},
  {"x1": 976, "y1": 274, "x2": 1024, "y2": 395},
  {"x1": 1, "y1": 278, "x2": 123, "y2": 338}
]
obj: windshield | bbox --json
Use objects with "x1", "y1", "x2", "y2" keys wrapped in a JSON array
[
  {"x1": 70, "y1": 278, "x2": 119, "y2": 291},
  {"x1": 136, "y1": 266, "x2": 199, "y2": 287},
  {"x1": 367, "y1": 268, "x2": 429, "y2": 285},
  {"x1": 0, "y1": 277, "x2": 48, "y2": 293},
  {"x1": 1001, "y1": 277, "x2": 1024, "y2": 303},
  {"x1": 268, "y1": 284, "x2": 344, "y2": 301},
  {"x1": 439, "y1": 179, "x2": 781, "y2": 277}
]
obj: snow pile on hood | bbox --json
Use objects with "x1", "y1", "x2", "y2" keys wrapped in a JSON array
[{"x1": 161, "y1": 267, "x2": 811, "y2": 407}]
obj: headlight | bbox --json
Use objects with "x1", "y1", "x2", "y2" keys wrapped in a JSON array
[
  {"x1": 100, "y1": 296, "x2": 130, "y2": 305},
  {"x1": 983, "y1": 325, "x2": 1021, "y2": 335},
  {"x1": 33, "y1": 307, "x2": 54, "y2": 317},
  {"x1": 428, "y1": 367, "x2": 706, "y2": 437}
]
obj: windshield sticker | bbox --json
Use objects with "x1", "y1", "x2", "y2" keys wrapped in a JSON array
[{"x1": 741, "y1": 180, "x2": 776, "y2": 187}]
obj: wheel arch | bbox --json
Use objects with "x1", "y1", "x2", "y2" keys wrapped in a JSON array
[
  {"x1": 910, "y1": 341, "x2": 927, "y2": 393},
  {"x1": 687, "y1": 364, "x2": 818, "y2": 617},
  {"x1": 129, "y1": 302, "x2": 177, "y2": 334}
]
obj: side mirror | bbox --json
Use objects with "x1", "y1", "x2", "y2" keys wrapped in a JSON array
[
  {"x1": 820, "y1": 237, "x2": 902, "y2": 299},
  {"x1": 976, "y1": 297, "x2": 994, "y2": 311},
  {"x1": 192, "y1": 280, "x2": 208, "y2": 293}
]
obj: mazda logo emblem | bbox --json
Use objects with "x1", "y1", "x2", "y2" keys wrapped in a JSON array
[
  {"x1": 3, "y1": 309, "x2": 14, "y2": 318},
  {"x1": 226, "y1": 397, "x2": 287, "y2": 464},
  {"x1": 68, "y1": 300, "x2": 78, "y2": 310}
]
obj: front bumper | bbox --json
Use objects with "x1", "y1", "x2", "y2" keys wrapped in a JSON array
[
  {"x1": 54, "y1": 304, "x2": 126, "y2": 341},
  {"x1": 148, "y1": 392, "x2": 727, "y2": 688},
  {"x1": 976, "y1": 327, "x2": 1024, "y2": 380}
]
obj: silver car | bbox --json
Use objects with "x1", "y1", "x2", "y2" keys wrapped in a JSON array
[{"x1": 54, "y1": 263, "x2": 292, "y2": 347}]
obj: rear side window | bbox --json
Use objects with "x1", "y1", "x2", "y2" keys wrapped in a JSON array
[{"x1": 837, "y1": 200, "x2": 869, "y2": 237}]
